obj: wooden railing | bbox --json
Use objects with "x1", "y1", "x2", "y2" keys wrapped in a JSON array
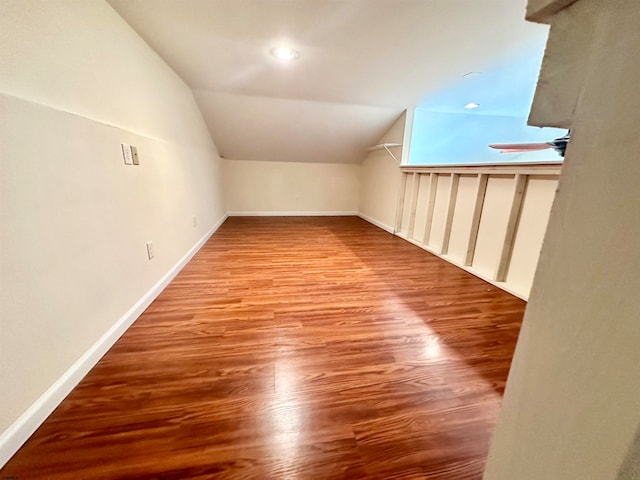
[{"x1": 394, "y1": 162, "x2": 563, "y2": 299}]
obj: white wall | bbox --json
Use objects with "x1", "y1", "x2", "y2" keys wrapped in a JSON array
[
  {"x1": 485, "y1": 0, "x2": 640, "y2": 478},
  {"x1": 0, "y1": 0, "x2": 225, "y2": 463},
  {"x1": 224, "y1": 159, "x2": 359, "y2": 215},
  {"x1": 358, "y1": 113, "x2": 406, "y2": 232}
]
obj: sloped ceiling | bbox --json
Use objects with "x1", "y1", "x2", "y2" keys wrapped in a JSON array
[{"x1": 108, "y1": 0, "x2": 550, "y2": 164}]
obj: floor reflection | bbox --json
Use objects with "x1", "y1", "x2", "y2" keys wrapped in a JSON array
[{"x1": 269, "y1": 359, "x2": 303, "y2": 479}]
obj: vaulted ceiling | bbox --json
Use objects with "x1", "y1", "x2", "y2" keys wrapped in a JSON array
[{"x1": 108, "y1": 0, "x2": 550, "y2": 164}]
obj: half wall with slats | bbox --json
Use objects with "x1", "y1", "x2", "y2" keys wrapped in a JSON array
[{"x1": 394, "y1": 163, "x2": 562, "y2": 299}]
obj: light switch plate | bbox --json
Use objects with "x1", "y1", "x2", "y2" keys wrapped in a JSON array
[
  {"x1": 131, "y1": 145, "x2": 139, "y2": 165},
  {"x1": 121, "y1": 144, "x2": 133, "y2": 165}
]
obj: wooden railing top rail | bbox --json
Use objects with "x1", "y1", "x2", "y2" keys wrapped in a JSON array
[{"x1": 401, "y1": 161, "x2": 563, "y2": 176}]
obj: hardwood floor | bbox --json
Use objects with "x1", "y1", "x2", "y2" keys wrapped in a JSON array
[{"x1": 1, "y1": 216, "x2": 525, "y2": 479}]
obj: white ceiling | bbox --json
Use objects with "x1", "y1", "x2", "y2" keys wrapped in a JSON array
[{"x1": 108, "y1": 0, "x2": 550, "y2": 163}]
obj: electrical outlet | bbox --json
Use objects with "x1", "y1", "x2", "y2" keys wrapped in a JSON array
[
  {"x1": 146, "y1": 241, "x2": 154, "y2": 260},
  {"x1": 131, "y1": 145, "x2": 139, "y2": 165},
  {"x1": 121, "y1": 144, "x2": 133, "y2": 165},
  {"x1": 193, "y1": 215, "x2": 197, "y2": 228}
]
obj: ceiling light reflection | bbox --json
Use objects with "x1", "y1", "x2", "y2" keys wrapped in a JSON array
[
  {"x1": 423, "y1": 336, "x2": 442, "y2": 359},
  {"x1": 271, "y1": 47, "x2": 299, "y2": 60},
  {"x1": 269, "y1": 360, "x2": 302, "y2": 476}
]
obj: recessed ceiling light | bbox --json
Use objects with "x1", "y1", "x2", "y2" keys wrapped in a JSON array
[
  {"x1": 271, "y1": 47, "x2": 299, "y2": 60},
  {"x1": 464, "y1": 102, "x2": 480, "y2": 109}
]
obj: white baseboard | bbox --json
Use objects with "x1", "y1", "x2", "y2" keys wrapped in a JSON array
[
  {"x1": 0, "y1": 213, "x2": 228, "y2": 468},
  {"x1": 227, "y1": 211, "x2": 358, "y2": 217},
  {"x1": 395, "y1": 231, "x2": 528, "y2": 301},
  {"x1": 357, "y1": 213, "x2": 395, "y2": 234}
]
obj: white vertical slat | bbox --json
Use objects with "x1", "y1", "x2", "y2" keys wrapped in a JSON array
[
  {"x1": 394, "y1": 172, "x2": 409, "y2": 234},
  {"x1": 465, "y1": 173, "x2": 488, "y2": 266},
  {"x1": 440, "y1": 174, "x2": 460, "y2": 255},
  {"x1": 422, "y1": 173, "x2": 439, "y2": 245},
  {"x1": 407, "y1": 173, "x2": 421, "y2": 239},
  {"x1": 495, "y1": 174, "x2": 528, "y2": 282}
]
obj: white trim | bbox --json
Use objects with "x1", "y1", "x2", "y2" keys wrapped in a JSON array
[
  {"x1": 401, "y1": 162, "x2": 562, "y2": 176},
  {"x1": 357, "y1": 213, "x2": 395, "y2": 234},
  {"x1": 227, "y1": 211, "x2": 358, "y2": 217},
  {"x1": 395, "y1": 232, "x2": 528, "y2": 301},
  {"x1": 0, "y1": 214, "x2": 228, "y2": 468}
]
